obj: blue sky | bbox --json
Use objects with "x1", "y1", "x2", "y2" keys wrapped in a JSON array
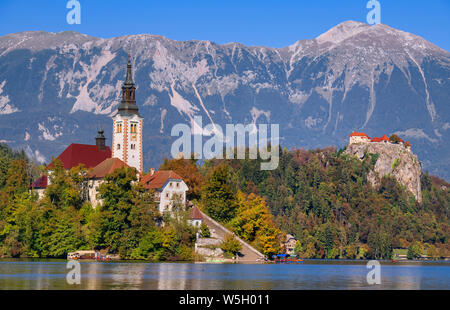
[{"x1": 0, "y1": 0, "x2": 449, "y2": 50}]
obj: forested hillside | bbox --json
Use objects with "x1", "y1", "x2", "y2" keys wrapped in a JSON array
[
  {"x1": 0, "y1": 143, "x2": 449, "y2": 260},
  {"x1": 211, "y1": 147, "x2": 449, "y2": 259}
]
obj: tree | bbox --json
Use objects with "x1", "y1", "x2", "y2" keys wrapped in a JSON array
[
  {"x1": 367, "y1": 230, "x2": 392, "y2": 259},
  {"x1": 389, "y1": 134, "x2": 402, "y2": 144},
  {"x1": 160, "y1": 157, "x2": 203, "y2": 201},
  {"x1": 407, "y1": 241, "x2": 424, "y2": 260},
  {"x1": 231, "y1": 191, "x2": 281, "y2": 256},
  {"x1": 200, "y1": 164, "x2": 237, "y2": 222},
  {"x1": 293, "y1": 241, "x2": 303, "y2": 255},
  {"x1": 96, "y1": 166, "x2": 159, "y2": 257}
]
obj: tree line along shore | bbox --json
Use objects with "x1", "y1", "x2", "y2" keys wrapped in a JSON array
[{"x1": 0, "y1": 143, "x2": 448, "y2": 261}]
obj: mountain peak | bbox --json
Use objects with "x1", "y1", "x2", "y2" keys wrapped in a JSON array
[{"x1": 316, "y1": 20, "x2": 369, "y2": 45}]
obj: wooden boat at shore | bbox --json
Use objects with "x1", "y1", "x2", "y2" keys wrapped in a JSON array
[
  {"x1": 272, "y1": 254, "x2": 304, "y2": 264},
  {"x1": 67, "y1": 250, "x2": 112, "y2": 261}
]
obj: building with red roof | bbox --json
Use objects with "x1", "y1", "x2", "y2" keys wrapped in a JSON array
[
  {"x1": 348, "y1": 131, "x2": 411, "y2": 150},
  {"x1": 141, "y1": 170, "x2": 188, "y2": 214},
  {"x1": 370, "y1": 134, "x2": 389, "y2": 143},
  {"x1": 30, "y1": 129, "x2": 111, "y2": 199},
  {"x1": 405, "y1": 141, "x2": 411, "y2": 150},
  {"x1": 188, "y1": 206, "x2": 204, "y2": 228},
  {"x1": 48, "y1": 143, "x2": 111, "y2": 170},
  {"x1": 349, "y1": 131, "x2": 371, "y2": 144}
]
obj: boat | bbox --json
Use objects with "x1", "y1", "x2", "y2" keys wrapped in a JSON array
[
  {"x1": 67, "y1": 250, "x2": 112, "y2": 261},
  {"x1": 272, "y1": 254, "x2": 304, "y2": 264}
]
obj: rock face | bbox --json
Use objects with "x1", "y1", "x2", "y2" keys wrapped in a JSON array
[{"x1": 346, "y1": 142, "x2": 422, "y2": 202}]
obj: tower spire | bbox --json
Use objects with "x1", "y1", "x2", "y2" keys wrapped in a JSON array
[
  {"x1": 125, "y1": 54, "x2": 134, "y2": 85},
  {"x1": 112, "y1": 55, "x2": 144, "y2": 173},
  {"x1": 117, "y1": 55, "x2": 139, "y2": 116}
]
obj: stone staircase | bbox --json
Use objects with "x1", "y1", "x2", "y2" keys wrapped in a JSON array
[{"x1": 198, "y1": 210, "x2": 266, "y2": 263}]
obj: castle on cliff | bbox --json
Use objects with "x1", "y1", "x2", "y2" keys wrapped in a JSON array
[{"x1": 349, "y1": 132, "x2": 411, "y2": 151}]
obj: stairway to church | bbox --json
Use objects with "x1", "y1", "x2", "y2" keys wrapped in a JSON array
[{"x1": 198, "y1": 210, "x2": 266, "y2": 263}]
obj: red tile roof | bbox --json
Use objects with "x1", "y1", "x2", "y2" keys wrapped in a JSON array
[
  {"x1": 371, "y1": 135, "x2": 389, "y2": 142},
  {"x1": 48, "y1": 143, "x2": 111, "y2": 170},
  {"x1": 141, "y1": 170, "x2": 183, "y2": 190},
  {"x1": 30, "y1": 175, "x2": 47, "y2": 189},
  {"x1": 89, "y1": 158, "x2": 130, "y2": 179},
  {"x1": 405, "y1": 141, "x2": 411, "y2": 147},
  {"x1": 189, "y1": 206, "x2": 203, "y2": 220},
  {"x1": 350, "y1": 132, "x2": 370, "y2": 139}
]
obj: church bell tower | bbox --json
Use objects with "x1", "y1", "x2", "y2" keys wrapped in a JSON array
[{"x1": 112, "y1": 56, "x2": 143, "y2": 172}]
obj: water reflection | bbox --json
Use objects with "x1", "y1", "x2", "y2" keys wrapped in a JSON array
[{"x1": 0, "y1": 260, "x2": 448, "y2": 290}]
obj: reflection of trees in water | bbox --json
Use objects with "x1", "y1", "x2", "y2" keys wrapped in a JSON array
[{"x1": 0, "y1": 261, "x2": 443, "y2": 290}]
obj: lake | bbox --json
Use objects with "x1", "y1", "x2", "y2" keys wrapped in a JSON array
[{"x1": 0, "y1": 259, "x2": 448, "y2": 290}]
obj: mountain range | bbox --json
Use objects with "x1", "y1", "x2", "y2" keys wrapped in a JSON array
[{"x1": 0, "y1": 21, "x2": 449, "y2": 179}]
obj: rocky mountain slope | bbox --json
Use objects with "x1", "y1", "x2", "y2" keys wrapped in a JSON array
[
  {"x1": 0, "y1": 21, "x2": 448, "y2": 178},
  {"x1": 346, "y1": 142, "x2": 422, "y2": 201}
]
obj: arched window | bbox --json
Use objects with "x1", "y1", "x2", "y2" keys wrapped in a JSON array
[{"x1": 117, "y1": 144, "x2": 121, "y2": 150}]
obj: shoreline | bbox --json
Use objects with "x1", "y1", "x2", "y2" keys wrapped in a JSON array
[{"x1": 1, "y1": 258, "x2": 449, "y2": 266}]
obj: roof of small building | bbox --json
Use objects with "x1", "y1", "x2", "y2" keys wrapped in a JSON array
[
  {"x1": 286, "y1": 234, "x2": 296, "y2": 241},
  {"x1": 350, "y1": 132, "x2": 370, "y2": 138},
  {"x1": 371, "y1": 134, "x2": 389, "y2": 142},
  {"x1": 89, "y1": 158, "x2": 130, "y2": 179},
  {"x1": 405, "y1": 141, "x2": 411, "y2": 147},
  {"x1": 30, "y1": 175, "x2": 47, "y2": 189},
  {"x1": 189, "y1": 206, "x2": 203, "y2": 220},
  {"x1": 141, "y1": 170, "x2": 183, "y2": 189},
  {"x1": 48, "y1": 143, "x2": 111, "y2": 170}
]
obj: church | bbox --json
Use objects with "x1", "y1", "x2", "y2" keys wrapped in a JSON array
[{"x1": 31, "y1": 57, "x2": 188, "y2": 212}]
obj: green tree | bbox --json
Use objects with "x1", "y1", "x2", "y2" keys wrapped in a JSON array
[
  {"x1": 407, "y1": 241, "x2": 424, "y2": 260},
  {"x1": 200, "y1": 164, "x2": 237, "y2": 222},
  {"x1": 96, "y1": 166, "x2": 159, "y2": 257},
  {"x1": 389, "y1": 134, "x2": 402, "y2": 144}
]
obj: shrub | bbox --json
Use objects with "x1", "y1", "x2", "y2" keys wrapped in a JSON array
[
  {"x1": 200, "y1": 223, "x2": 211, "y2": 238},
  {"x1": 392, "y1": 158, "x2": 400, "y2": 170},
  {"x1": 220, "y1": 234, "x2": 242, "y2": 258}
]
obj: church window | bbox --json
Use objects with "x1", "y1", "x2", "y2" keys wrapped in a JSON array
[
  {"x1": 130, "y1": 123, "x2": 137, "y2": 134},
  {"x1": 116, "y1": 123, "x2": 122, "y2": 133},
  {"x1": 131, "y1": 144, "x2": 136, "y2": 150},
  {"x1": 117, "y1": 144, "x2": 121, "y2": 150}
]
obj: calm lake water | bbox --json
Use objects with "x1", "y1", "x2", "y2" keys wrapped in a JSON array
[{"x1": 0, "y1": 259, "x2": 448, "y2": 290}]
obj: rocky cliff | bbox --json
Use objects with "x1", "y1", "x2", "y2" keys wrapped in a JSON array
[{"x1": 346, "y1": 142, "x2": 422, "y2": 202}]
